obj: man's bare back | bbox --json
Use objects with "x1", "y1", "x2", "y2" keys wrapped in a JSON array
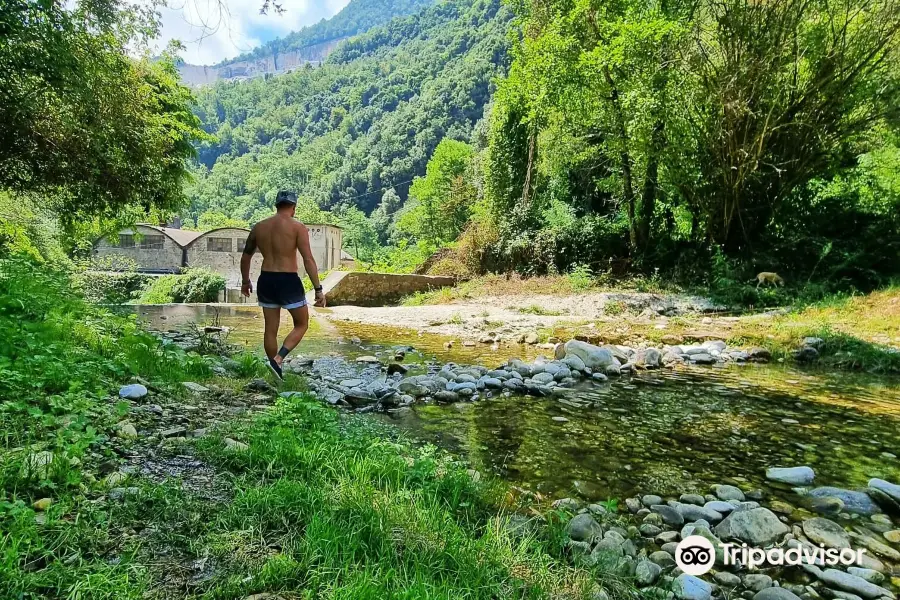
[{"x1": 250, "y1": 214, "x2": 307, "y2": 273}]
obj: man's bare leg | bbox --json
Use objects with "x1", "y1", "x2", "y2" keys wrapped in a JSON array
[
  {"x1": 262, "y1": 307, "x2": 282, "y2": 360},
  {"x1": 274, "y1": 305, "x2": 309, "y2": 366}
]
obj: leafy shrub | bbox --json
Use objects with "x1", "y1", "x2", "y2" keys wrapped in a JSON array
[
  {"x1": 74, "y1": 270, "x2": 151, "y2": 304},
  {"x1": 370, "y1": 240, "x2": 437, "y2": 274},
  {"x1": 0, "y1": 256, "x2": 211, "y2": 492},
  {"x1": 137, "y1": 275, "x2": 179, "y2": 304},
  {"x1": 230, "y1": 351, "x2": 266, "y2": 378},
  {"x1": 566, "y1": 263, "x2": 595, "y2": 291},
  {"x1": 138, "y1": 268, "x2": 225, "y2": 304}
]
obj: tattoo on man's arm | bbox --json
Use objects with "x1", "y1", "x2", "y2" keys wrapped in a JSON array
[{"x1": 242, "y1": 232, "x2": 257, "y2": 255}]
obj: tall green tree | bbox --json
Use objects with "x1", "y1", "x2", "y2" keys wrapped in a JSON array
[
  {"x1": 395, "y1": 139, "x2": 477, "y2": 245},
  {"x1": 0, "y1": 0, "x2": 205, "y2": 230},
  {"x1": 370, "y1": 188, "x2": 403, "y2": 244}
]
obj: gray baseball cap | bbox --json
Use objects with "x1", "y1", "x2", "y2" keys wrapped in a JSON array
[{"x1": 275, "y1": 190, "x2": 297, "y2": 205}]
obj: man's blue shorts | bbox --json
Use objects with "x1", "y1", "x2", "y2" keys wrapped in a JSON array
[{"x1": 256, "y1": 271, "x2": 307, "y2": 309}]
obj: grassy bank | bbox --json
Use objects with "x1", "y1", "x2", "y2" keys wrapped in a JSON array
[
  {"x1": 402, "y1": 274, "x2": 899, "y2": 374},
  {"x1": 402, "y1": 273, "x2": 673, "y2": 306},
  {"x1": 0, "y1": 257, "x2": 602, "y2": 598},
  {"x1": 534, "y1": 287, "x2": 900, "y2": 374}
]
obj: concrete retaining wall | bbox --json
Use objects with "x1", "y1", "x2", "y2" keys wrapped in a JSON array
[{"x1": 322, "y1": 272, "x2": 456, "y2": 306}]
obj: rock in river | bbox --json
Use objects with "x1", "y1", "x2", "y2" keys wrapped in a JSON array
[
  {"x1": 753, "y1": 589, "x2": 802, "y2": 600},
  {"x1": 675, "y1": 502, "x2": 723, "y2": 523},
  {"x1": 714, "y1": 507, "x2": 789, "y2": 546},
  {"x1": 704, "y1": 500, "x2": 736, "y2": 514},
  {"x1": 766, "y1": 466, "x2": 815, "y2": 486},
  {"x1": 568, "y1": 513, "x2": 604, "y2": 544},
  {"x1": 563, "y1": 340, "x2": 616, "y2": 369},
  {"x1": 802, "y1": 517, "x2": 851, "y2": 549},
  {"x1": 816, "y1": 569, "x2": 896, "y2": 599},
  {"x1": 868, "y1": 478, "x2": 900, "y2": 503},
  {"x1": 672, "y1": 574, "x2": 712, "y2": 600},
  {"x1": 808, "y1": 487, "x2": 881, "y2": 516},
  {"x1": 651, "y1": 504, "x2": 685, "y2": 527},
  {"x1": 713, "y1": 484, "x2": 745, "y2": 502}
]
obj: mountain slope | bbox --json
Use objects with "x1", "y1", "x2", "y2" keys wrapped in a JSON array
[
  {"x1": 185, "y1": 0, "x2": 512, "y2": 226},
  {"x1": 225, "y1": 0, "x2": 438, "y2": 65},
  {"x1": 177, "y1": 0, "x2": 438, "y2": 85}
]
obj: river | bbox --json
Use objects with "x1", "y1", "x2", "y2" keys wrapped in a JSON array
[{"x1": 132, "y1": 304, "x2": 900, "y2": 503}]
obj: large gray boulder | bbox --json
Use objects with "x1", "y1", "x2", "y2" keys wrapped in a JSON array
[
  {"x1": 714, "y1": 507, "x2": 789, "y2": 546},
  {"x1": 567, "y1": 513, "x2": 604, "y2": 544},
  {"x1": 563, "y1": 340, "x2": 616, "y2": 369}
]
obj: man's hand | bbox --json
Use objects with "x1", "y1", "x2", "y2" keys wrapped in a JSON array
[
  {"x1": 241, "y1": 280, "x2": 253, "y2": 297},
  {"x1": 314, "y1": 289, "x2": 326, "y2": 307}
]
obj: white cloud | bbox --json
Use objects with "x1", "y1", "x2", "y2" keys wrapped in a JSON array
[{"x1": 153, "y1": 0, "x2": 350, "y2": 65}]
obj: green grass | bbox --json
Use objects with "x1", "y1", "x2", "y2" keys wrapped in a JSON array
[
  {"x1": 0, "y1": 257, "x2": 215, "y2": 597},
  {"x1": 517, "y1": 305, "x2": 567, "y2": 316},
  {"x1": 180, "y1": 397, "x2": 597, "y2": 598}
]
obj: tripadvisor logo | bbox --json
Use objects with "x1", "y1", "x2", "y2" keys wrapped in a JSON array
[
  {"x1": 676, "y1": 536, "x2": 716, "y2": 575},
  {"x1": 675, "y1": 536, "x2": 867, "y2": 576}
]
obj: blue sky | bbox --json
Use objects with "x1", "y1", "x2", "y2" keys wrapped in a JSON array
[{"x1": 155, "y1": 0, "x2": 350, "y2": 65}]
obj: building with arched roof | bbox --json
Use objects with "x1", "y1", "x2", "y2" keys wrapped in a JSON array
[{"x1": 93, "y1": 223, "x2": 343, "y2": 289}]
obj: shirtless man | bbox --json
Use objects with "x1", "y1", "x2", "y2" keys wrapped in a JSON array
[{"x1": 240, "y1": 190, "x2": 326, "y2": 380}]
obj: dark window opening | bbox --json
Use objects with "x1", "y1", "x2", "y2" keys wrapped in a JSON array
[{"x1": 207, "y1": 237, "x2": 232, "y2": 252}]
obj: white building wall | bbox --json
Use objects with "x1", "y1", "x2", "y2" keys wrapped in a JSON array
[{"x1": 93, "y1": 225, "x2": 183, "y2": 272}]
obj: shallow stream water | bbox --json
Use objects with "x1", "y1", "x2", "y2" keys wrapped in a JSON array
[{"x1": 132, "y1": 304, "x2": 900, "y2": 503}]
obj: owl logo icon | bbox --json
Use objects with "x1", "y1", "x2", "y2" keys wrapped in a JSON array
[{"x1": 675, "y1": 535, "x2": 716, "y2": 576}]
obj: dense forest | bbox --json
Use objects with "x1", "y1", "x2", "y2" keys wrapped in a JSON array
[
  {"x1": 219, "y1": 0, "x2": 437, "y2": 64},
  {"x1": 482, "y1": 0, "x2": 900, "y2": 295},
  {"x1": 185, "y1": 0, "x2": 512, "y2": 260},
  {"x1": 185, "y1": 0, "x2": 900, "y2": 297}
]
